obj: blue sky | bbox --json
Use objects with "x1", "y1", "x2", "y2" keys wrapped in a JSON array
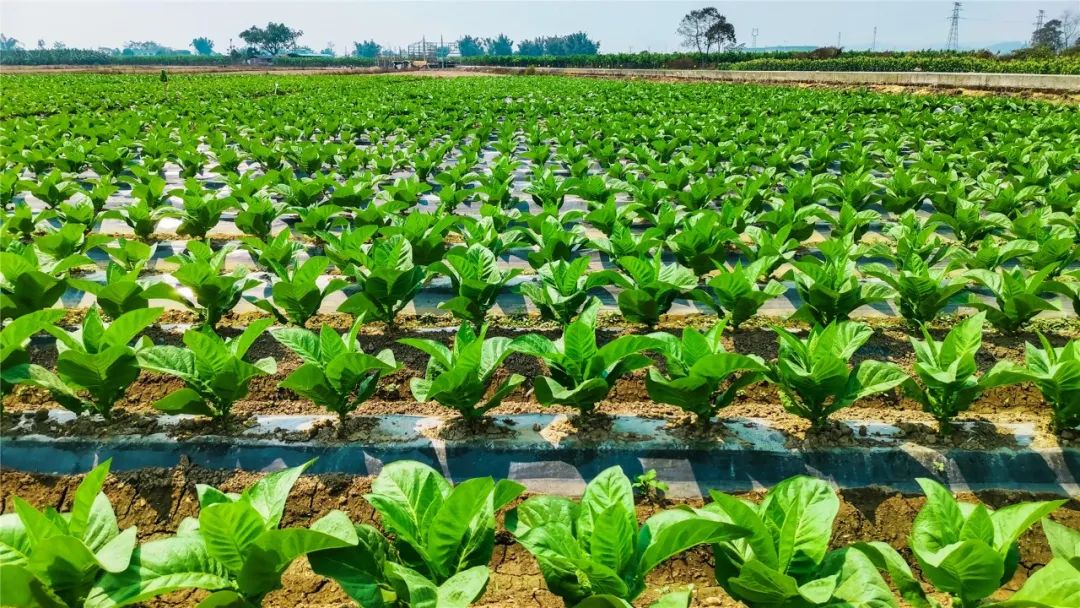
[{"x1": 2, "y1": 1, "x2": 1075, "y2": 53}]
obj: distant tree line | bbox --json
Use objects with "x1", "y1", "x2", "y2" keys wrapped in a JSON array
[{"x1": 457, "y1": 32, "x2": 599, "y2": 57}]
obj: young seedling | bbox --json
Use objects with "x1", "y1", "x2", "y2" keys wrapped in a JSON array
[{"x1": 632, "y1": 469, "x2": 669, "y2": 504}]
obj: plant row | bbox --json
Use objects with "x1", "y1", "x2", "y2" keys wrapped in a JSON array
[
  {"x1": 4, "y1": 295, "x2": 1078, "y2": 432},
  {"x1": 3, "y1": 458, "x2": 1077, "y2": 607},
  {"x1": 5, "y1": 212, "x2": 1080, "y2": 330}
]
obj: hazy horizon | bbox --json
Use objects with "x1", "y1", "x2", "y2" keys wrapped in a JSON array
[{"x1": 2, "y1": 1, "x2": 1075, "y2": 54}]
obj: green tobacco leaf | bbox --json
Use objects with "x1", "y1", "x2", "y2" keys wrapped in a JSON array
[
  {"x1": 153, "y1": 387, "x2": 215, "y2": 416},
  {"x1": 762, "y1": 475, "x2": 839, "y2": 578},
  {"x1": 0, "y1": 564, "x2": 67, "y2": 608},
  {"x1": 436, "y1": 565, "x2": 489, "y2": 608},
  {"x1": 637, "y1": 509, "x2": 749, "y2": 576},
  {"x1": 199, "y1": 501, "x2": 266, "y2": 572},
  {"x1": 238, "y1": 461, "x2": 311, "y2": 530},
  {"x1": 69, "y1": 459, "x2": 112, "y2": 541}
]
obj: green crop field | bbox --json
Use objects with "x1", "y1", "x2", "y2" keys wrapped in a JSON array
[{"x1": 1, "y1": 73, "x2": 1078, "y2": 608}]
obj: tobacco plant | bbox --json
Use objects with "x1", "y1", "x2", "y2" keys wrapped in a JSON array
[
  {"x1": 250, "y1": 256, "x2": 347, "y2": 326},
  {"x1": 168, "y1": 242, "x2": 261, "y2": 328},
  {"x1": 692, "y1": 258, "x2": 786, "y2": 330},
  {"x1": 339, "y1": 235, "x2": 430, "y2": 328},
  {"x1": 429, "y1": 244, "x2": 521, "y2": 330},
  {"x1": 400, "y1": 323, "x2": 523, "y2": 421},
  {"x1": 24, "y1": 307, "x2": 162, "y2": 418},
  {"x1": 0, "y1": 459, "x2": 138, "y2": 608},
  {"x1": 787, "y1": 239, "x2": 894, "y2": 326},
  {"x1": 310, "y1": 460, "x2": 524, "y2": 606},
  {"x1": 708, "y1": 475, "x2": 916, "y2": 608},
  {"x1": 966, "y1": 266, "x2": 1064, "y2": 332},
  {"x1": 507, "y1": 465, "x2": 746, "y2": 607},
  {"x1": 87, "y1": 460, "x2": 357, "y2": 608},
  {"x1": 0, "y1": 248, "x2": 91, "y2": 321},
  {"x1": 764, "y1": 322, "x2": 909, "y2": 428},
  {"x1": 137, "y1": 319, "x2": 277, "y2": 418},
  {"x1": 901, "y1": 313, "x2": 1021, "y2": 433},
  {"x1": 995, "y1": 334, "x2": 1080, "y2": 431},
  {"x1": 511, "y1": 298, "x2": 656, "y2": 416},
  {"x1": 272, "y1": 320, "x2": 399, "y2": 422},
  {"x1": 609, "y1": 254, "x2": 697, "y2": 328},
  {"x1": 518, "y1": 258, "x2": 617, "y2": 326},
  {"x1": 909, "y1": 477, "x2": 1064, "y2": 608},
  {"x1": 645, "y1": 321, "x2": 767, "y2": 425},
  {"x1": 0, "y1": 308, "x2": 65, "y2": 399},
  {"x1": 862, "y1": 255, "x2": 969, "y2": 325}
]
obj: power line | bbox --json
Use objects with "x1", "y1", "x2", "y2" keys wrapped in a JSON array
[{"x1": 946, "y1": 2, "x2": 962, "y2": 51}]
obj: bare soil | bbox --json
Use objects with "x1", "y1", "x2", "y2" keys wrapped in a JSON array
[{"x1": 1, "y1": 466, "x2": 1076, "y2": 607}]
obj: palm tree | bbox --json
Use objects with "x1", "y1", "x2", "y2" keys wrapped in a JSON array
[{"x1": 0, "y1": 35, "x2": 22, "y2": 51}]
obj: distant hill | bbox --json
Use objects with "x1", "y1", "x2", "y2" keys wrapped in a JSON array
[{"x1": 978, "y1": 41, "x2": 1026, "y2": 54}]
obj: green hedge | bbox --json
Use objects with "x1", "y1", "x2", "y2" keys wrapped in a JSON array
[
  {"x1": 459, "y1": 50, "x2": 1080, "y2": 75},
  {"x1": 0, "y1": 49, "x2": 376, "y2": 67},
  {"x1": 725, "y1": 55, "x2": 1080, "y2": 75}
]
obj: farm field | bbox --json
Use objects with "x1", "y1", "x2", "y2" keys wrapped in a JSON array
[{"x1": 1, "y1": 73, "x2": 1079, "y2": 607}]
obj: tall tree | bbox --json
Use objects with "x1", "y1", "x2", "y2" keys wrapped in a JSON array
[
  {"x1": 0, "y1": 35, "x2": 20, "y2": 51},
  {"x1": 677, "y1": 7, "x2": 734, "y2": 53},
  {"x1": 191, "y1": 37, "x2": 215, "y2": 55},
  {"x1": 1032, "y1": 19, "x2": 1064, "y2": 51},
  {"x1": 458, "y1": 35, "x2": 485, "y2": 57},
  {"x1": 485, "y1": 34, "x2": 513, "y2": 56},
  {"x1": 1060, "y1": 9, "x2": 1079, "y2": 48},
  {"x1": 546, "y1": 32, "x2": 600, "y2": 55},
  {"x1": 705, "y1": 16, "x2": 736, "y2": 51},
  {"x1": 122, "y1": 41, "x2": 171, "y2": 55},
  {"x1": 239, "y1": 22, "x2": 303, "y2": 55},
  {"x1": 353, "y1": 40, "x2": 381, "y2": 58},
  {"x1": 517, "y1": 37, "x2": 545, "y2": 56}
]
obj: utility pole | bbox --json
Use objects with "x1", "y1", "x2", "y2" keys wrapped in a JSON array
[
  {"x1": 871, "y1": 26, "x2": 877, "y2": 51},
  {"x1": 946, "y1": 2, "x2": 961, "y2": 51},
  {"x1": 1032, "y1": 9, "x2": 1046, "y2": 44},
  {"x1": 751, "y1": 28, "x2": 759, "y2": 49}
]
